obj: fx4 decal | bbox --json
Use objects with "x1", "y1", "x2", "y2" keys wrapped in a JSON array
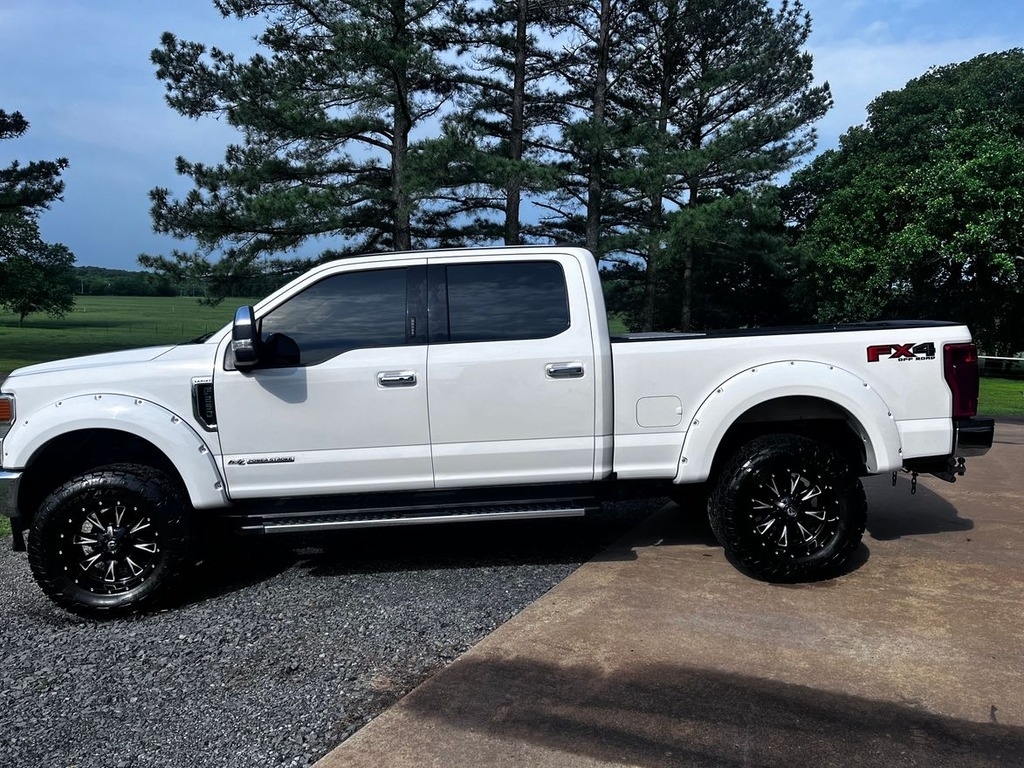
[{"x1": 866, "y1": 342, "x2": 936, "y2": 363}]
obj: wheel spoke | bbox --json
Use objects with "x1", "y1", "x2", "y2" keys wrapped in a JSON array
[
  {"x1": 797, "y1": 522, "x2": 816, "y2": 542},
  {"x1": 133, "y1": 542, "x2": 158, "y2": 554},
  {"x1": 114, "y1": 504, "x2": 126, "y2": 527},
  {"x1": 777, "y1": 526, "x2": 789, "y2": 547},
  {"x1": 80, "y1": 552, "x2": 103, "y2": 570},
  {"x1": 104, "y1": 560, "x2": 117, "y2": 583},
  {"x1": 800, "y1": 486, "x2": 823, "y2": 502},
  {"x1": 73, "y1": 535, "x2": 99, "y2": 546},
  {"x1": 789, "y1": 473, "x2": 803, "y2": 495},
  {"x1": 124, "y1": 557, "x2": 145, "y2": 577},
  {"x1": 755, "y1": 518, "x2": 776, "y2": 536},
  {"x1": 129, "y1": 519, "x2": 151, "y2": 534},
  {"x1": 85, "y1": 513, "x2": 105, "y2": 532}
]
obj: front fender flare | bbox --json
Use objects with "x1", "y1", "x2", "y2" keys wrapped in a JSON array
[
  {"x1": 3, "y1": 394, "x2": 228, "y2": 509},
  {"x1": 674, "y1": 361, "x2": 903, "y2": 484}
]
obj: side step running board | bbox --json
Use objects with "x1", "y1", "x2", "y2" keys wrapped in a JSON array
[{"x1": 238, "y1": 501, "x2": 593, "y2": 535}]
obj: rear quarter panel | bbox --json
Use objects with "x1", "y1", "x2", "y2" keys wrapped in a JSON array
[{"x1": 610, "y1": 325, "x2": 969, "y2": 481}]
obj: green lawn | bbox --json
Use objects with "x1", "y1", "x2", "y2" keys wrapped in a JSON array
[
  {"x1": 607, "y1": 314, "x2": 629, "y2": 334},
  {"x1": 978, "y1": 376, "x2": 1024, "y2": 418},
  {"x1": 0, "y1": 296, "x2": 253, "y2": 376}
]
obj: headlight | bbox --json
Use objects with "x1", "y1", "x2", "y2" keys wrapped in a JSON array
[{"x1": 0, "y1": 394, "x2": 15, "y2": 441}]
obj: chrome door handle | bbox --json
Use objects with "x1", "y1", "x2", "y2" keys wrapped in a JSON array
[
  {"x1": 545, "y1": 362, "x2": 584, "y2": 379},
  {"x1": 378, "y1": 370, "x2": 417, "y2": 387}
]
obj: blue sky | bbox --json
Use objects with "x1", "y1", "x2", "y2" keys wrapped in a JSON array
[{"x1": 1, "y1": 0, "x2": 1021, "y2": 270}]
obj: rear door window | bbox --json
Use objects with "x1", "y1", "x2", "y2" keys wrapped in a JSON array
[{"x1": 444, "y1": 261, "x2": 569, "y2": 343}]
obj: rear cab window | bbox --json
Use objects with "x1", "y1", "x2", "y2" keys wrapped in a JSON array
[{"x1": 437, "y1": 261, "x2": 570, "y2": 343}]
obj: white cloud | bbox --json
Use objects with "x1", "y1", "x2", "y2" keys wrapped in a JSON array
[{"x1": 808, "y1": 35, "x2": 1009, "y2": 150}]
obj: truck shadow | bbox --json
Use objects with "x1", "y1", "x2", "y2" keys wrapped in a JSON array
[
  {"x1": 171, "y1": 474, "x2": 975, "y2": 610},
  {"x1": 862, "y1": 474, "x2": 974, "y2": 541},
  {"x1": 172, "y1": 499, "x2": 663, "y2": 607}
]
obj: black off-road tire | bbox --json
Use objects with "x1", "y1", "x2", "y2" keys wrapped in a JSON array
[
  {"x1": 708, "y1": 434, "x2": 866, "y2": 582},
  {"x1": 28, "y1": 464, "x2": 193, "y2": 617}
]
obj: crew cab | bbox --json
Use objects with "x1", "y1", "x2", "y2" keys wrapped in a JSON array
[{"x1": 0, "y1": 246, "x2": 994, "y2": 615}]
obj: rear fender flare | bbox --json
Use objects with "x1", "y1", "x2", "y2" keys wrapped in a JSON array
[{"x1": 674, "y1": 361, "x2": 902, "y2": 484}]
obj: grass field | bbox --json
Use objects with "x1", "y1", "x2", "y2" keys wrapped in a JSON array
[
  {"x1": 0, "y1": 296, "x2": 253, "y2": 375},
  {"x1": 978, "y1": 376, "x2": 1024, "y2": 418}
]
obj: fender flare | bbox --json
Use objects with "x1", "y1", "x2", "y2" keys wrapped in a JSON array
[
  {"x1": 3, "y1": 394, "x2": 228, "y2": 509},
  {"x1": 674, "y1": 360, "x2": 903, "y2": 484}
]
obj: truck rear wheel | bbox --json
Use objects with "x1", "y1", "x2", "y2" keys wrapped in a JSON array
[
  {"x1": 709, "y1": 434, "x2": 866, "y2": 582},
  {"x1": 28, "y1": 464, "x2": 192, "y2": 617}
]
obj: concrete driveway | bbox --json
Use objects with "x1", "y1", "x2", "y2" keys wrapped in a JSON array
[{"x1": 318, "y1": 424, "x2": 1024, "y2": 767}]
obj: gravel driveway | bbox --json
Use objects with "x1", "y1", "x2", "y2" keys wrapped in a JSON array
[{"x1": 0, "y1": 500, "x2": 661, "y2": 768}]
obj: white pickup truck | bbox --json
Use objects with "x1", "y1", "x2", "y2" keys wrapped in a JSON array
[{"x1": 0, "y1": 246, "x2": 993, "y2": 615}]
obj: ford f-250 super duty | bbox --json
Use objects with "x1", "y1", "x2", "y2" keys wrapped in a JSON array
[{"x1": 0, "y1": 246, "x2": 994, "y2": 616}]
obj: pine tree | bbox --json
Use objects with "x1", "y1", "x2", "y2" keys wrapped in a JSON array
[
  {"x1": 436, "y1": 0, "x2": 566, "y2": 245},
  {"x1": 0, "y1": 110, "x2": 75, "y2": 325},
  {"x1": 606, "y1": 0, "x2": 830, "y2": 330},
  {"x1": 144, "y1": 0, "x2": 463, "y2": 295}
]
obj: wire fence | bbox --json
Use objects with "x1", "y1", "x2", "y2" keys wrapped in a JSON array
[{"x1": 979, "y1": 356, "x2": 1024, "y2": 379}]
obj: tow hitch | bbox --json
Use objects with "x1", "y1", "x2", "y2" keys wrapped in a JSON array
[{"x1": 894, "y1": 456, "x2": 967, "y2": 494}]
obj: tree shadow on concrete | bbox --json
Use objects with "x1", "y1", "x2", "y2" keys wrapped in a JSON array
[{"x1": 398, "y1": 654, "x2": 1020, "y2": 768}]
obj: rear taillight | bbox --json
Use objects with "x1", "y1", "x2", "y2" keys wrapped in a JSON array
[{"x1": 943, "y1": 343, "x2": 979, "y2": 418}]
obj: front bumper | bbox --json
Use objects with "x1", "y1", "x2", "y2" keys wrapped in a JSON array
[
  {"x1": 0, "y1": 470, "x2": 25, "y2": 552},
  {"x1": 0, "y1": 469, "x2": 21, "y2": 519},
  {"x1": 956, "y1": 416, "x2": 995, "y2": 457}
]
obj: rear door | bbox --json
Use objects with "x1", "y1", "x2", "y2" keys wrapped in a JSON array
[{"x1": 426, "y1": 254, "x2": 597, "y2": 488}]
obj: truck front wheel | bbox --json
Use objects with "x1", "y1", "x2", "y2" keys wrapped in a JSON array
[
  {"x1": 709, "y1": 434, "x2": 866, "y2": 582},
  {"x1": 28, "y1": 464, "x2": 193, "y2": 617}
]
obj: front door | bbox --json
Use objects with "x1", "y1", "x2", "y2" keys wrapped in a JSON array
[{"x1": 214, "y1": 261, "x2": 432, "y2": 499}]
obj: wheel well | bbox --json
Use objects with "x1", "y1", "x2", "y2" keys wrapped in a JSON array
[
  {"x1": 18, "y1": 429, "x2": 183, "y2": 526},
  {"x1": 710, "y1": 396, "x2": 869, "y2": 480}
]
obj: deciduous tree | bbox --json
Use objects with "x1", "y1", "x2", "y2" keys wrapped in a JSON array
[{"x1": 787, "y1": 50, "x2": 1024, "y2": 353}]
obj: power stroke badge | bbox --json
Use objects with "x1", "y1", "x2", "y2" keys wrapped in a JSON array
[{"x1": 227, "y1": 456, "x2": 296, "y2": 466}]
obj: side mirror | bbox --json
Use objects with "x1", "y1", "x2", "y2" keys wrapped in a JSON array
[{"x1": 231, "y1": 306, "x2": 261, "y2": 370}]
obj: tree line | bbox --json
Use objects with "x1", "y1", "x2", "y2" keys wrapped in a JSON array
[
  {"x1": 3, "y1": 1, "x2": 1023, "y2": 354},
  {"x1": 140, "y1": 0, "x2": 830, "y2": 329},
  {"x1": 70, "y1": 266, "x2": 282, "y2": 298}
]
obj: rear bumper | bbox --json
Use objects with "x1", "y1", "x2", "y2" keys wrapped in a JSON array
[{"x1": 956, "y1": 417, "x2": 995, "y2": 457}]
